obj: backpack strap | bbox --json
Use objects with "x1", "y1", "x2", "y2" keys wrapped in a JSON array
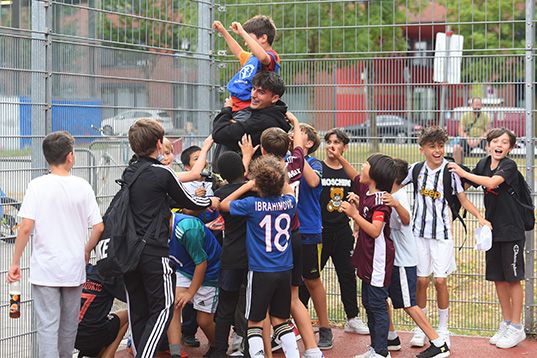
[
  {"x1": 126, "y1": 161, "x2": 153, "y2": 188},
  {"x1": 411, "y1": 161, "x2": 425, "y2": 196},
  {"x1": 441, "y1": 162, "x2": 468, "y2": 250}
]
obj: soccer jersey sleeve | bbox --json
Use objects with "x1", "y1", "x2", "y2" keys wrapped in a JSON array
[
  {"x1": 287, "y1": 147, "x2": 305, "y2": 183},
  {"x1": 177, "y1": 218, "x2": 208, "y2": 265},
  {"x1": 230, "y1": 196, "x2": 254, "y2": 217}
]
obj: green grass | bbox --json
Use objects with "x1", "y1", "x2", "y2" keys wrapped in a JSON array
[{"x1": 0, "y1": 148, "x2": 32, "y2": 157}]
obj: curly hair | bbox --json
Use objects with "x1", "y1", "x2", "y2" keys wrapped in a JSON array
[
  {"x1": 249, "y1": 155, "x2": 286, "y2": 197},
  {"x1": 418, "y1": 126, "x2": 448, "y2": 147}
]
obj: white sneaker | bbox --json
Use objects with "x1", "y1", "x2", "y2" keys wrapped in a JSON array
[
  {"x1": 230, "y1": 331, "x2": 243, "y2": 352},
  {"x1": 345, "y1": 317, "x2": 370, "y2": 335},
  {"x1": 496, "y1": 325, "x2": 526, "y2": 349},
  {"x1": 489, "y1": 321, "x2": 509, "y2": 345},
  {"x1": 410, "y1": 327, "x2": 427, "y2": 347},
  {"x1": 353, "y1": 347, "x2": 375, "y2": 358},
  {"x1": 302, "y1": 347, "x2": 325, "y2": 358},
  {"x1": 437, "y1": 329, "x2": 451, "y2": 349}
]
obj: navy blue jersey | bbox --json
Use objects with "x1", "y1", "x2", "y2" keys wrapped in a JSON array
[
  {"x1": 169, "y1": 213, "x2": 222, "y2": 286},
  {"x1": 230, "y1": 194, "x2": 296, "y2": 272},
  {"x1": 298, "y1": 156, "x2": 323, "y2": 241}
]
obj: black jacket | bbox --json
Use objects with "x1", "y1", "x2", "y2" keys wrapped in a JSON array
[
  {"x1": 212, "y1": 100, "x2": 291, "y2": 152},
  {"x1": 123, "y1": 157, "x2": 211, "y2": 256}
]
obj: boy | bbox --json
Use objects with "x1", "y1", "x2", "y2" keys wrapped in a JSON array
[
  {"x1": 75, "y1": 264, "x2": 129, "y2": 358},
  {"x1": 401, "y1": 127, "x2": 490, "y2": 348},
  {"x1": 167, "y1": 212, "x2": 222, "y2": 358},
  {"x1": 220, "y1": 155, "x2": 299, "y2": 358},
  {"x1": 448, "y1": 128, "x2": 526, "y2": 349},
  {"x1": 180, "y1": 145, "x2": 214, "y2": 198},
  {"x1": 213, "y1": 15, "x2": 280, "y2": 121},
  {"x1": 292, "y1": 123, "x2": 332, "y2": 349},
  {"x1": 332, "y1": 151, "x2": 396, "y2": 358},
  {"x1": 8, "y1": 131, "x2": 104, "y2": 358},
  {"x1": 122, "y1": 119, "x2": 218, "y2": 358},
  {"x1": 213, "y1": 151, "x2": 252, "y2": 356},
  {"x1": 212, "y1": 71, "x2": 290, "y2": 158},
  {"x1": 383, "y1": 159, "x2": 450, "y2": 358},
  {"x1": 303, "y1": 128, "x2": 369, "y2": 336}
]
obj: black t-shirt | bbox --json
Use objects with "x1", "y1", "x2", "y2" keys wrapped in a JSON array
[
  {"x1": 473, "y1": 156, "x2": 525, "y2": 242},
  {"x1": 214, "y1": 182, "x2": 253, "y2": 269},
  {"x1": 320, "y1": 162, "x2": 355, "y2": 231}
]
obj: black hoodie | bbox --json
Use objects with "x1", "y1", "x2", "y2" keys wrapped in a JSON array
[{"x1": 212, "y1": 100, "x2": 291, "y2": 153}]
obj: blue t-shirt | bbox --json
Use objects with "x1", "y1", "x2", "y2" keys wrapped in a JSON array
[
  {"x1": 168, "y1": 213, "x2": 222, "y2": 286},
  {"x1": 230, "y1": 194, "x2": 296, "y2": 272},
  {"x1": 227, "y1": 51, "x2": 280, "y2": 101},
  {"x1": 298, "y1": 156, "x2": 323, "y2": 242}
]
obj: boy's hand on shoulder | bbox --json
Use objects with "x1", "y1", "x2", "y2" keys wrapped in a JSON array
[
  {"x1": 212, "y1": 21, "x2": 225, "y2": 33},
  {"x1": 382, "y1": 193, "x2": 399, "y2": 208},
  {"x1": 341, "y1": 201, "x2": 358, "y2": 218},
  {"x1": 230, "y1": 22, "x2": 245, "y2": 35},
  {"x1": 448, "y1": 162, "x2": 467, "y2": 178}
]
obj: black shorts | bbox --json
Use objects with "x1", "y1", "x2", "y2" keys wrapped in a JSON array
[
  {"x1": 302, "y1": 243, "x2": 322, "y2": 280},
  {"x1": 219, "y1": 268, "x2": 247, "y2": 292},
  {"x1": 291, "y1": 230, "x2": 303, "y2": 286},
  {"x1": 486, "y1": 240, "x2": 525, "y2": 282},
  {"x1": 460, "y1": 138, "x2": 486, "y2": 155},
  {"x1": 75, "y1": 313, "x2": 120, "y2": 356},
  {"x1": 245, "y1": 270, "x2": 292, "y2": 322}
]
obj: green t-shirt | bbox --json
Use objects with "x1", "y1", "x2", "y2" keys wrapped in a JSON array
[{"x1": 460, "y1": 111, "x2": 490, "y2": 138}]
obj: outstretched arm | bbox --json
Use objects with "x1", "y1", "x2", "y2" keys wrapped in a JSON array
[
  {"x1": 231, "y1": 22, "x2": 272, "y2": 66},
  {"x1": 213, "y1": 21, "x2": 243, "y2": 59},
  {"x1": 220, "y1": 180, "x2": 256, "y2": 212},
  {"x1": 177, "y1": 136, "x2": 214, "y2": 182},
  {"x1": 448, "y1": 162, "x2": 504, "y2": 190},
  {"x1": 326, "y1": 146, "x2": 359, "y2": 181}
]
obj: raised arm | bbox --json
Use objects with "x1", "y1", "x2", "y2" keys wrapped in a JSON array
[
  {"x1": 231, "y1": 22, "x2": 271, "y2": 66},
  {"x1": 177, "y1": 135, "x2": 214, "y2": 182},
  {"x1": 327, "y1": 146, "x2": 359, "y2": 181},
  {"x1": 213, "y1": 21, "x2": 244, "y2": 59}
]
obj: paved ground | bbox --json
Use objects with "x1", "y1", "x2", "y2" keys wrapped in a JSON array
[{"x1": 115, "y1": 328, "x2": 537, "y2": 357}]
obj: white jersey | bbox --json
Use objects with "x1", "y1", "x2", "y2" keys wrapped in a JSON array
[
  {"x1": 402, "y1": 159, "x2": 463, "y2": 241},
  {"x1": 390, "y1": 189, "x2": 418, "y2": 267}
]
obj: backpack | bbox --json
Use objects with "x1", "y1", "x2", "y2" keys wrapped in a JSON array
[
  {"x1": 475, "y1": 157, "x2": 535, "y2": 231},
  {"x1": 95, "y1": 162, "x2": 163, "y2": 277},
  {"x1": 411, "y1": 157, "x2": 470, "y2": 234}
]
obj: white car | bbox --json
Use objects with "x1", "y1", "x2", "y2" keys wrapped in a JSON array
[{"x1": 101, "y1": 110, "x2": 173, "y2": 135}]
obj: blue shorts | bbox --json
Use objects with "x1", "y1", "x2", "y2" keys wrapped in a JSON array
[{"x1": 388, "y1": 266, "x2": 417, "y2": 309}]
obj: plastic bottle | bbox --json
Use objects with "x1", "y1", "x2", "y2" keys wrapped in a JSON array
[{"x1": 9, "y1": 281, "x2": 21, "y2": 319}]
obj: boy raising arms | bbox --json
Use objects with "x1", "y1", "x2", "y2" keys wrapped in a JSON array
[
  {"x1": 213, "y1": 15, "x2": 280, "y2": 120},
  {"x1": 448, "y1": 128, "x2": 526, "y2": 349},
  {"x1": 402, "y1": 127, "x2": 490, "y2": 348},
  {"x1": 8, "y1": 131, "x2": 104, "y2": 358},
  {"x1": 220, "y1": 155, "x2": 299, "y2": 358}
]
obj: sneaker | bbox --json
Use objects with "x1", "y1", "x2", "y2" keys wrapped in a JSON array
[
  {"x1": 489, "y1": 321, "x2": 509, "y2": 345},
  {"x1": 387, "y1": 336, "x2": 401, "y2": 351},
  {"x1": 317, "y1": 327, "x2": 333, "y2": 350},
  {"x1": 437, "y1": 329, "x2": 451, "y2": 349},
  {"x1": 410, "y1": 327, "x2": 427, "y2": 347},
  {"x1": 182, "y1": 335, "x2": 201, "y2": 348},
  {"x1": 416, "y1": 342, "x2": 450, "y2": 358},
  {"x1": 353, "y1": 347, "x2": 391, "y2": 358},
  {"x1": 302, "y1": 347, "x2": 325, "y2": 358},
  {"x1": 496, "y1": 325, "x2": 526, "y2": 349},
  {"x1": 345, "y1": 317, "x2": 370, "y2": 335},
  {"x1": 230, "y1": 331, "x2": 243, "y2": 352}
]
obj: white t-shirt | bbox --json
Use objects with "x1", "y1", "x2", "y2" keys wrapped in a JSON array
[
  {"x1": 183, "y1": 180, "x2": 214, "y2": 197},
  {"x1": 18, "y1": 174, "x2": 102, "y2": 286},
  {"x1": 402, "y1": 159, "x2": 463, "y2": 241},
  {"x1": 390, "y1": 189, "x2": 418, "y2": 267}
]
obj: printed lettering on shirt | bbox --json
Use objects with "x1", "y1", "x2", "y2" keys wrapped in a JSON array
[
  {"x1": 321, "y1": 178, "x2": 352, "y2": 187},
  {"x1": 255, "y1": 198, "x2": 295, "y2": 212}
]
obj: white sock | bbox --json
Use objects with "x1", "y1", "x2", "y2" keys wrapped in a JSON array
[
  {"x1": 388, "y1": 331, "x2": 398, "y2": 340},
  {"x1": 431, "y1": 337, "x2": 445, "y2": 347},
  {"x1": 279, "y1": 331, "x2": 300, "y2": 358},
  {"x1": 302, "y1": 347, "x2": 323, "y2": 358},
  {"x1": 247, "y1": 327, "x2": 264, "y2": 357},
  {"x1": 438, "y1": 308, "x2": 449, "y2": 331}
]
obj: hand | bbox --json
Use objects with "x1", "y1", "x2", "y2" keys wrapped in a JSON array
[
  {"x1": 224, "y1": 97, "x2": 232, "y2": 108},
  {"x1": 382, "y1": 193, "x2": 399, "y2": 208},
  {"x1": 195, "y1": 187, "x2": 207, "y2": 197},
  {"x1": 346, "y1": 192, "x2": 360, "y2": 207},
  {"x1": 448, "y1": 162, "x2": 467, "y2": 178},
  {"x1": 174, "y1": 291, "x2": 193, "y2": 309},
  {"x1": 230, "y1": 22, "x2": 244, "y2": 35},
  {"x1": 202, "y1": 135, "x2": 214, "y2": 151},
  {"x1": 286, "y1": 111, "x2": 300, "y2": 127},
  {"x1": 238, "y1": 134, "x2": 259, "y2": 159},
  {"x1": 212, "y1": 21, "x2": 225, "y2": 33},
  {"x1": 479, "y1": 218, "x2": 493, "y2": 230},
  {"x1": 210, "y1": 197, "x2": 220, "y2": 210},
  {"x1": 327, "y1": 145, "x2": 342, "y2": 160},
  {"x1": 7, "y1": 264, "x2": 20, "y2": 283},
  {"x1": 341, "y1": 201, "x2": 358, "y2": 218}
]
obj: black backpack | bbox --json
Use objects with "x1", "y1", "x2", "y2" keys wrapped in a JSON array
[
  {"x1": 475, "y1": 157, "x2": 535, "y2": 231},
  {"x1": 95, "y1": 162, "x2": 162, "y2": 277},
  {"x1": 411, "y1": 158, "x2": 470, "y2": 234}
]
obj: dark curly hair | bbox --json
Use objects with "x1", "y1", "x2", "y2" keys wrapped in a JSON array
[
  {"x1": 249, "y1": 155, "x2": 286, "y2": 197},
  {"x1": 418, "y1": 126, "x2": 448, "y2": 147}
]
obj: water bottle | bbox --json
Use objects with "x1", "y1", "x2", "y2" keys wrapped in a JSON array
[{"x1": 9, "y1": 281, "x2": 21, "y2": 319}]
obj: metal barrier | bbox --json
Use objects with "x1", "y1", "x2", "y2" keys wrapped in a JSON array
[{"x1": 0, "y1": 0, "x2": 535, "y2": 355}]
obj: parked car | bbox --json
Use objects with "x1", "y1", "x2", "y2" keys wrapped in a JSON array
[
  {"x1": 446, "y1": 107, "x2": 526, "y2": 137},
  {"x1": 101, "y1": 110, "x2": 174, "y2": 135},
  {"x1": 345, "y1": 115, "x2": 423, "y2": 143}
]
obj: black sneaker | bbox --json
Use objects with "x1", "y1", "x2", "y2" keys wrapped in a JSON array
[
  {"x1": 318, "y1": 327, "x2": 333, "y2": 350},
  {"x1": 416, "y1": 342, "x2": 450, "y2": 358},
  {"x1": 387, "y1": 336, "x2": 402, "y2": 351},
  {"x1": 182, "y1": 335, "x2": 201, "y2": 348}
]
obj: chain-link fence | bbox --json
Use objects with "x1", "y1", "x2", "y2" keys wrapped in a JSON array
[{"x1": 0, "y1": 0, "x2": 535, "y2": 356}]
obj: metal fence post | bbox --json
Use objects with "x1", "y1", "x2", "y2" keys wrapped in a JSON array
[
  {"x1": 524, "y1": 0, "x2": 535, "y2": 334},
  {"x1": 196, "y1": 0, "x2": 213, "y2": 136}
]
